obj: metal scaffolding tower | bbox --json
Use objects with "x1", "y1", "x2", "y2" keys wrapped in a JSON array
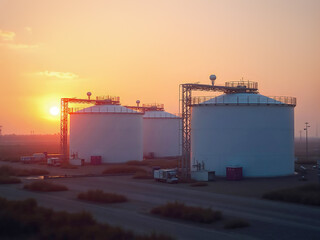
[{"x1": 179, "y1": 80, "x2": 258, "y2": 179}]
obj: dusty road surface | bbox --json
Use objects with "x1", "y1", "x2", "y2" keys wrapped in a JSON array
[{"x1": 1, "y1": 173, "x2": 320, "y2": 240}]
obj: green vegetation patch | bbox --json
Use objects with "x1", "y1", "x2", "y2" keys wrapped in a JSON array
[
  {"x1": 224, "y1": 219, "x2": 250, "y2": 229},
  {"x1": 24, "y1": 181, "x2": 68, "y2": 192},
  {"x1": 151, "y1": 201, "x2": 222, "y2": 223},
  {"x1": 0, "y1": 175, "x2": 21, "y2": 184},
  {"x1": 262, "y1": 184, "x2": 320, "y2": 206},
  {"x1": 78, "y1": 190, "x2": 127, "y2": 203},
  {"x1": 0, "y1": 165, "x2": 49, "y2": 176},
  {"x1": 0, "y1": 197, "x2": 174, "y2": 240},
  {"x1": 190, "y1": 182, "x2": 208, "y2": 187},
  {"x1": 103, "y1": 166, "x2": 144, "y2": 174}
]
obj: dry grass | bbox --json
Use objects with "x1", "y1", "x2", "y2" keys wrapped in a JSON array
[
  {"x1": 144, "y1": 158, "x2": 179, "y2": 169},
  {"x1": 133, "y1": 170, "x2": 153, "y2": 179},
  {"x1": 262, "y1": 184, "x2": 320, "y2": 206},
  {"x1": 190, "y1": 182, "x2": 208, "y2": 187},
  {"x1": 224, "y1": 219, "x2": 250, "y2": 229},
  {"x1": 23, "y1": 181, "x2": 68, "y2": 192},
  {"x1": 102, "y1": 166, "x2": 145, "y2": 174},
  {"x1": 0, "y1": 157, "x2": 20, "y2": 162},
  {"x1": 60, "y1": 163, "x2": 78, "y2": 169},
  {"x1": 125, "y1": 160, "x2": 148, "y2": 166},
  {"x1": 0, "y1": 165, "x2": 49, "y2": 176},
  {"x1": 0, "y1": 197, "x2": 175, "y2": 240},
  {"x1": 78, "y1": 190, "x2": 127, "y2": 203},
  {"x1": 151, "y1": 201, "x2": 222, "y2": 223},
  {"x1": 0, "y1": 175, "x2": 21, "y2": 184}
]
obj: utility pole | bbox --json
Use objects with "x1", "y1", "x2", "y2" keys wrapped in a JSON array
[
  {"x1": 300, "y1": 130, "x2": 302, "y2": 143},
  {"x1": 304, "y1": 122, "x2": 310, "y2": 162}
]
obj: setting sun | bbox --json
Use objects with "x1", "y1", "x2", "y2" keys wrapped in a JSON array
[{"x1": 49, "y1": 106, "x2": 60, "y2": 116}]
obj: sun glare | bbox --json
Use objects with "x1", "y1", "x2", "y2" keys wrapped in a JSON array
[{"x1": 49, "y1": 106, "x2": 60, "y2": 116}]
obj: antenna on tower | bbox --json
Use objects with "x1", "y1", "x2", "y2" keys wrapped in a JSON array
[
  {"x1": 87, "y1": 92, "x2": 92, "y2": 100},
  {"x1": 209, "y1": 74, "x2": 216, "y2": 86}
]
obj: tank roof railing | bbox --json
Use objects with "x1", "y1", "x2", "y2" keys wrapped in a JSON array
[
  {"x1": 192, "y1": 95, "x2": 296, "y2": 106},
  {"x1": 141, "y1": 103, "x2": 164, "y2": 111},
  {"x1": 95, "y1": 96, "x2": 120, "y2": 105},
  {"x1": 225, "y1": 81, "x2": 258, "y2": 90},
  {"x1": 68, "y1": 106, "x2": 142, "y2": 114}
]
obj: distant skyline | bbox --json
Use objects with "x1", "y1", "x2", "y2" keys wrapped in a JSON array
[{"x1": 0, "y1": 0, "x2": 319, "y2": 136}]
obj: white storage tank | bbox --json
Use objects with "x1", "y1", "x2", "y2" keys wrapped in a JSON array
[
  {"x1": 191, "y1": 93, "x2": 296, "y2": 177},
  {"x1": 143, "y1": 110, "x2": 181, "y2": 158},
  {"x1": 70, "y1": 104, "x2": 143, "y2": 163}
]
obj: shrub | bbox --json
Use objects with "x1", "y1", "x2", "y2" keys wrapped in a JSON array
[
  {"x1": 24, "y1": 181, "x2": 68, "y2": 192},
  {"x1": 190, "y1": 182, "x2": 208, "y2": 187},
  {"x1": 0, "y1": 197, "x2": 175, "y2": 239},
  {"x1": 151, "y1": 201, "x2": 222, "y2": 223},
  {"x1": 102, "y1": 166, "x2": 144, "y2": 174},
  {"x1": 133, "y1": 170, "x2": 153, "y2": 179},
  {"x1": 224, "y1": 219, "x2": 250, "y2": 229},
  {"x1": 78, "y1": 190, "x2": 127, "y2": 203},
  {"x1": 0, "y1": 175, "x2": 21, "y2": 184},
  {"x1": 262, "y1": 184, "x2": 320, "y2": 206}
]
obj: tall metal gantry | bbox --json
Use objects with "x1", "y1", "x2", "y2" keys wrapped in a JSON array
[
  {"x1": 60, "y1": 96, "x2": 164, "y2": 162},
  {"x1": 60, "y1": 96, "x2": 120, "y2": 162},
  {"x1": 179, "y1": 80, "x2": 258, "y2": 179}
]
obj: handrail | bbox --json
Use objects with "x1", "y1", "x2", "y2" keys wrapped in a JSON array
[
  {"x1": 191, "y1": 95, "x2": 296, "y2": 106},
  {"x1": 225, "y1": 81, "x2": 258, "y2": 89}
]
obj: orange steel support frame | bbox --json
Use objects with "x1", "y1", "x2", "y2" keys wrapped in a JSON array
[
  {"x1": 60, "y1": 97, "x2": 164, "y2": 162},
  {"x1": 60, "y1": 97, "x2": 120, "y2": 162}
]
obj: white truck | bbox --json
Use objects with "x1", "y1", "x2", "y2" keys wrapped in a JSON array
[
  {"x1": 154, "y1": 169, "x2": 178, "y2": 183},
  {"x1": 47, "y1": 157, "x2": 61, "y2": 167}
]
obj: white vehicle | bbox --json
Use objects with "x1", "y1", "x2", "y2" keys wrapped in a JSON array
[
  {"x1": 47, "y1": 157, "x2": 61, "y2": 167},
  {"x1": 154, "y1": 169, "x2": 178, "y2": 183},
  {"x1": 32, "y1": 153, "x2": 46, "y2": 162},
  {"x1": 21, "y1": 156, "x2": 35, "y2": 164}
]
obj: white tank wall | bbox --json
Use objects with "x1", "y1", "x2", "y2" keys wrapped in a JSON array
[
  {"x1": 70, "y1": 111, "x2": 143, "y2": 163},
  {"x1": 143, "y1": 116, "x2": 181, "y2": 158},
  {"x1": 191, "y1": 104, "x2": 295, "y2": 177}
]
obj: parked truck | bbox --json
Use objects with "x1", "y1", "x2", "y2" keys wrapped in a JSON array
[
  {"x1": 47, "y1": 157, "x2": 61, "y2": 167},
  {"x1": 154, "y1": 169, "x2": 178, "y2": 183}
]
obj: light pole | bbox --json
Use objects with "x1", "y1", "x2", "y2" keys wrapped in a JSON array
[{"x1": 304, "y1": 122, "x2": 310, "y2": 162}]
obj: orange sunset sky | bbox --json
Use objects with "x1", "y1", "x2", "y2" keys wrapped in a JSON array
[{"x1": 0, "y1": 0, "x2": 319, "y2": 137}]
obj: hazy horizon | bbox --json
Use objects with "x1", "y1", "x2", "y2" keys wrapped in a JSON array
[{"x1": 0, "y1": 0, "x2": 319, "y2": 136}]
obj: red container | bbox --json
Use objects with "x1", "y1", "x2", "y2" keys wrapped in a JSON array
[
  {"x1": 90, "y1": 156, "x2": 102, "y2": 165},
  {"x1": 226, "y1": 167, "x2": 243, "y2": 180}
]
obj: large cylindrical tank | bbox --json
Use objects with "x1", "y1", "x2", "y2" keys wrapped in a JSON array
[
  {"x1": 191, "y1": 93, "x2": 296, "y2": 177},
  {"x1": 143, "y1": 111, "x2": 181, "y2": 158},
  {"x1": 70, "y1": 104, "x2": 143, "y2": 163}
]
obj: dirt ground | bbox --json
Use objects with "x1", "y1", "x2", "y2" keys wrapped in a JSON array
[{"x1": 1, "y1": 160, "x2": 318, "y2": 199}]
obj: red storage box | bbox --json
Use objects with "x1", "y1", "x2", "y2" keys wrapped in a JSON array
[
  {"x1": 226, "y1": 167, "x2": 242, "y2": 180},
  {"x1": 91, "y1": 156, "x2": 102, "y2": 165}
]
